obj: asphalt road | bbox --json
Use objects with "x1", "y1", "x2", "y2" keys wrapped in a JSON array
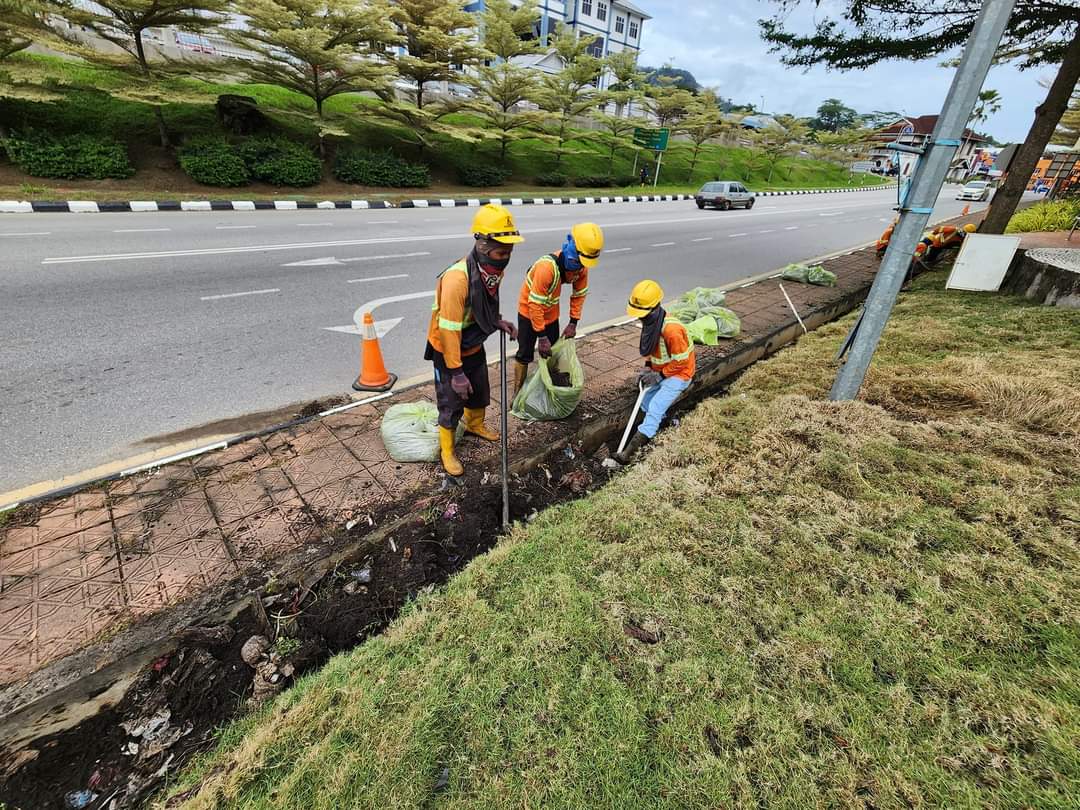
[{"x1": 0, "y1": 187, "x2": 991, "y2": 494}]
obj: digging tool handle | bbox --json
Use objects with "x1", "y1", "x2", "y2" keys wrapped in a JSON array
[
  {"x1": 500, "y1": 331, "x2": 510, "y2": 530},
  {"x1": 617, "y1": 380, "x2": 649, "y2": 456}
]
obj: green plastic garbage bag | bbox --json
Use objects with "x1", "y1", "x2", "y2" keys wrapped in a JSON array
[
  {"x1": 686, "y1": 315, "x2": 719, "y2": 346},
  {"x1": 680, "y1": 286, "x2": 727, "y2": 309},
  {"x1": 807, "y1": 266, "x2": 837, "y2": 287},
  {"x1": 713, "y1": 307, "x2": 741, "y2": 338},
  {"x1": 380, "y1": 402, "x2": 463, "y2": 463},
  {"x1": 781, "y1": 263, "x2": 811, "y2": 283},
  {"x1": 511, "y1": 338, "x2": 584, "y2": 421}
]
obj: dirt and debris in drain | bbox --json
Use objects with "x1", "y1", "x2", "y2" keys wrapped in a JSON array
[{"x1": 0, "y1": 436, "x2": 620, "y2": 810}]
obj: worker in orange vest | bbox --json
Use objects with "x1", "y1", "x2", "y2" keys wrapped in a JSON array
[
  {"x1": 425, "y1": 204, "x2": 521, "y2": 477},
  {"x1": 615, "y1": 279, "x2": 696, "y2": 464},
  {"x1": 512, "y1": 222, "x2": 605, "y2": 392},
  {"x1": 876, "y1": 217, "x2": 898, "y2": 257},
  {"x1": 914, "y1": 223, "x2": 976, "y2": 263}
]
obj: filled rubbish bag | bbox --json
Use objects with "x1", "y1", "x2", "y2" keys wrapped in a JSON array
[
  {"x1": 781, "y1": 263, "x2": 811, "y2": 283},
  {"x1": 668, "y1": 286, "x2": 741, "y2": 342},
  {"x1": 380, "y1": 402, "x2": 463, "y2": 463},
  {"x1": 807, "y1": 266, "x2": 837, "y2": 287},
  {"x1": 512, "y1": 338, "x2": 584, "y2": 421}
]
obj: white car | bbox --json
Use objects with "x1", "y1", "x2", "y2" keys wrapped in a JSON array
[{"x1": 956, "y1": 180, "x2": 992, "y2": 202}]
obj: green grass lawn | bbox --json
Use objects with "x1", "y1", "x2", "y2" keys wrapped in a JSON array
[
  {"x1": 162, "y1": 272, "x2": 1080, "y2": 809},
  {"x1": 1, "y1": 54, "x2": 889, "y2": 197}
]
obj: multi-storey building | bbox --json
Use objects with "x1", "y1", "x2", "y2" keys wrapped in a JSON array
[{"x1": 465, "y1": 0, "x2": 650, "y2": 90}]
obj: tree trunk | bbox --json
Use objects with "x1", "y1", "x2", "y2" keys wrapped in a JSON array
[
  {"x1": 416, "y1": 80, "x2": 424, "y2": 109},
  {"x1": 981, "y1": 28, "x2": 1080, "y2": 234},
  {"x1": 316, "y1": 96, "x2": 326, "y2": 159},
  {"x1": 134, "y1": 30, "x2": 171, "y2": 149}
]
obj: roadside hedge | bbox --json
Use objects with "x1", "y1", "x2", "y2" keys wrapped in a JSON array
[
  {"x1": 178, "y1": 136, "x2": 250, "y2": 187},
  {"x1": 2, "y1": 131, "x2": 134, "y2": 179},
  {"x1": 334, "y1": 149, "x2": 430, "y2": 187},
  {"x1": 534, "y1": 171, "x2": 568, "y2": 187},
  {"x1": 457, "y1": 164, "x2": 510, "y2": 187},
  {"x1": 236, "y1": 137, "x2": 321, "y2": 187}
]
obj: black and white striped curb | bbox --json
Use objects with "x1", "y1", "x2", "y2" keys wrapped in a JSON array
[{"x1": 0, "y1": 186, "x2": 886, "y2": 213}]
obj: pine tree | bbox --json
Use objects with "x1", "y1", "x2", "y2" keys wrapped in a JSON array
[
  {"x1": 467, "y1": 0, "x2": 543, "y2": 164},
  {"x1": 679, "y1": 91, "x2": 729, "y2": 182},
  {"x1": 44, "y1": 0, "x2": 233, "y2": 147},
  {"x1": 529, "y1": 24, "x2": 605, "y2": 170},
  {"x1": 760, "y1": 0, "x2": 1080, "y2": 233},
  {"x1": 389, "y1": 0, "x2": 485, "y2": 109},
  {"x1": 226, "y1": 0, "x2": 399, "y2": 155}
]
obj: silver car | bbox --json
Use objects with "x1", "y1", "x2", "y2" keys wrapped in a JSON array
[
  {"x1": 956, "y1": 180, "x2": 991, "y2": 201},
  {"x1": 695, "y1": 181, "x2": 755, "y2": 210}
]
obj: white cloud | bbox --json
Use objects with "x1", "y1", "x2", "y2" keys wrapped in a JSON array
[{"x1": 632, "y1": 0, "x2": 1045, "y2": 143}]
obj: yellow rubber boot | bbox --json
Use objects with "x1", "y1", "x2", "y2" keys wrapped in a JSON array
[
  {"x1": 463, "y1": 407, "x2": 499, "y2": 442},
  {"x1": 439, "y1": 426, "x2": 464, "y2": 477},
  {"x1": 512, "y1": 361, "x2": 528, "y2": 396}
]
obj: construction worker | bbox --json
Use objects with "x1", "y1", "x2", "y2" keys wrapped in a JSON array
[
  {"x1": 615, "y1": 280, "x2": 696, "y2": 464},
  {"x1": 425, "y1": 204, "x2": 521, "y2": 477},
  {"x1": 914, "y1": 223, "x2": 976, "y2": 264},
  {"x1": 876, "y1": 217, "x2": 898, "y2": 257},
  {"x1": 513, "y1": 222, "x2": 604, "y2": 392}
]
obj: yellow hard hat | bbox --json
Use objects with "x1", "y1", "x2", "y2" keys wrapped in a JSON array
[
  {"x1": 571, "y1": 222, "x2": 604, "y2": 268},
  {"x1": 963, "y1": 223, "x2": 977, "y2": 233},
  {"x1": 627, "y1": 279, "x2": 664, "y2": 318},
  {"x1": 472, "y1": 203, "x2": 524, "y2": 244}
]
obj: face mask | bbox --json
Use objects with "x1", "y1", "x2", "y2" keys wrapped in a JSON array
[
  {"x1": 478, "y1": 265, "x2": 504, "y2": 296},
  {"x1": 561, "y1": 235, "x2": 583, "y2": 272}
]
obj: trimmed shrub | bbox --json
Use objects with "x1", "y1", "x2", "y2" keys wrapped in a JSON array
[
  {"x1": 535, "y1": 171, "x2": 568, "y2": 187},
  {"x1": 178, "y1": 136, "x2": 250, "y2": 187},
  {"x1": 1005, "y1": 199, "x2": 1080, "y2": 234},
  {"x1": 457, "y1": 164, "x2": 510, "y2": 187},
  {"x1": 573, "y1": 174, "x2": 615, "y2": 188},
  {"x1": 3, "y1": 131, "x2": 133, "y2": 179},
  {"x1": 613, "y1": 175, "x2": 639, "y2": 188},
  {"x1": 236, "y1": 137, "x2": 321, "y2": 187},
  {"x1": 334, "y1": 149, "x2": 430, "y2": 188}
]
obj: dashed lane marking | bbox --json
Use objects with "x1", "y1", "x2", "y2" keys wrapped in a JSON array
[{"x1": 200, "y1": 288, "x2": 280, "y2": 301}]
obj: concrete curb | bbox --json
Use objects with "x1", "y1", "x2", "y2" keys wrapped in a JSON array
[{"x1": 0, "y1": 186, "x2": 889, "y2": 214}]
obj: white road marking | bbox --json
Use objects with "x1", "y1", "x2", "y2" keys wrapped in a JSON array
[
  {"x1": 326, "y1": 289, "x2": 434, "y2": 338},
  {"x1": 785, "y1": 226, "x2": 799, "y2": 231},
  {"x1": 1, "y1": 232, "x2": 50, "y2": 237},
  {"x1": 605, "y1": 247, "x2": 633, "y2": 253},
  {"x1": 296, "y1": 222, "x2": 333, "y2": 227},
  {"x1": 200, "y1": 288, "x2": 280, "y2": 301},
  {"x1": 729, "y1": 232, "x2": 748, "y2": 238},
  {"x1": 42, "y1": 205, "x2": 901, "y2": 265},
  {"x1": 819, "y1": 212, "x2": 842, "y2": 217},
  {"x1": 113, "y1": 228, "x2": 170, "y2": 233},
  {"x1": 691, "y1": 237, "x2": 713, "y2": 242},
  {"x1": 346, "y1": 274, "x2": 410, "y2": 284},
  {"x1": 758, "y1": 229, "x2": 775, "y2": 234},
  {"x1": 216, "y1": 225, "x2": 256, "y2": 230},
  {"x1": 650, "y1": 242, "x2": 676, "y2": 247},
  {"x1": 325, "y1": 318, "x2": 401, "y2": 338},
  {"x1": 282, "y1": 257, "x2": 342, "y2": 267},
  {"x1": 283, "y1": 250, "x2": 431, "y2": 268}
]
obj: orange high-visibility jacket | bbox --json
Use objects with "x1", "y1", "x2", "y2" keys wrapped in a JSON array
[
  {"x1": 876, "y1": 223, "x2": 896, "y2": 254},
  {"x1": 647, "y1": 319, "x2": 696, "y2": 382},
  {"x1": 426, "y1": 259, "x2": 482, "y2": 369},
  {"x1": 517, "y1": 253, "x2": 588, "y2": 331}
]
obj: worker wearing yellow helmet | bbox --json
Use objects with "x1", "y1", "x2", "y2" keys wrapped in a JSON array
[
  {"x1": 425, "y1": 204, "x2": 521, "y2": 477},
  {"x1": 512, "y1": 222, "x2": 605, "y2": 392},
  {"x1": 614, "y1": 279, "x2": 696, "y2": 464}
]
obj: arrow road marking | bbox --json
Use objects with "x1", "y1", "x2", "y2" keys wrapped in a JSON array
[
  {"x1": 283, "y1": 251, "x2": 430, "y2": 268},
  {"x1": 324, "y1": 317, "x2": 402, "y2": 338},
  {"x1": 324, "y1": 289, "x2": 434, "y2": 339}
]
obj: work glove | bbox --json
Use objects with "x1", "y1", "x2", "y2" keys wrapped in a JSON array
[
  {"x1": 451, "y1": 371, "x2": 473, "y2": 399},
  {"x1": 638, "y1": 369, "x2": 662, "y2": 388},
  {"x1": 496, "y1": 319, "x2": 518, "y2": 340},
  {"x1": 537, "y1": 336, "x2": 553, "y2": 358},
  {"x1": 562, "y1": 321, "x2": 578, "y2": 340}
]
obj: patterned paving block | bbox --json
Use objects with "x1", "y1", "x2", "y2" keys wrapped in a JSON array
[
  {"x1": 322, "y1": 404, "x2": 383, "y2": 442},
  {"x1": 340, "y1": 432, "x2": 393, "y2": 466},
  {"x1": 297, "y1": 470, "x2": 390, "y2": 521},
  {"x1": 120, "y1": 527, "x2": 237, "y2": 615},
  {"x1": 203, "y1": 474, "x2": 279, "y2": 525},
  {"x1": 220, "y1": 498, "x2": 322, "y2": 561},
  {"x1": 0, "y1": 521, "x2": 115, "y2": 582},
  {"x1": 280, "y1": 441, "x2": 368, "y2": 495},
  {"x1": 113, "y1": 492, "x2": 216, "y2": 554},
  {"x1": 192, "y1": 440, "x2": 275, "y2": 478}
]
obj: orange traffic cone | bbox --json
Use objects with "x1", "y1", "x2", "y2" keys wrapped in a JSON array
[
  {"x1": 352, "y1": 312, "x2": 397, "y2": 392},
  {"x1": 961, "y1": 204, "x2": 970, "y2": 216}
]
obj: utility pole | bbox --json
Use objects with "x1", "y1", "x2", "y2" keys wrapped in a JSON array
[{"x1": 829, "y1": 0, "x2": 1017, "y2": 401}]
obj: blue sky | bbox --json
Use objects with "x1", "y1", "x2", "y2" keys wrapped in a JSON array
[{"x1": 632, "y1": 0, "x2": 1046, "y2": 143}]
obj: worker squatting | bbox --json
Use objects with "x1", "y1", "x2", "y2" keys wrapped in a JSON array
[{"x1": 425, "y1": 203, "x2": 695, "y2": 477}]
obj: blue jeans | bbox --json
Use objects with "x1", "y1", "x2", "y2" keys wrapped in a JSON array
[{"x1": 638, "y1": 376, "x2": 690, "y2": 439}]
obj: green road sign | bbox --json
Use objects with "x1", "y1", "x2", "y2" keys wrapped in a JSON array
[{"x1": 633, "y1": 127, "x2": 670, "y2": 151}]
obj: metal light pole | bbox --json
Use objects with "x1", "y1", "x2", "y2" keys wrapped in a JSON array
[{"x1": 829, "y1": 0, "x2": 1017, "y2": 401}]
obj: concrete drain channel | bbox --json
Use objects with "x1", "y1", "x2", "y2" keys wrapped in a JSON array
[{"x1": 0, "y1": 286, "x2": 870, "y2": 809}]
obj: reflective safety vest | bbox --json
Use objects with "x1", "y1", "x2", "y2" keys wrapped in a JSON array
[
  {"x1": 433, "y1": 261, "x2": 476, "y2": 334},
  {"x1": 652, "y1": 318, "x2": 693, "y2": 365},
  {"x1": 518, "y1": 253, "x2": 588, "y2": 329}
]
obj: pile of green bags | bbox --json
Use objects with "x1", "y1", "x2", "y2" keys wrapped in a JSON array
[
  {"x1": 781, "y1": 263, "x2": 837, "y2": 287},
  {"x1": 380, "y1": 402, "x2": 463, "y2": 463},
  {"x1": 667, "y1": 286, "x2": 741, "y2": 345},
  {"x1": 512, "y1": 338, "x2": 585, "y2": 421}
]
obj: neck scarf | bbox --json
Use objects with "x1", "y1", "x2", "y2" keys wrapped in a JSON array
[
  {"x1": 466, "y1": 246, "x2": 501, "y2": 338},
  {"x1": 639, "y1": 306, "x2": 666, "y2": 358}
]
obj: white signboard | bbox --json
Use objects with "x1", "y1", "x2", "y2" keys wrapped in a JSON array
[{"x1": 946, "y1": 234, "x2": 1022, "y2": 292}]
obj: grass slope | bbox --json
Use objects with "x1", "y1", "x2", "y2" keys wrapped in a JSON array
[
  {"x1": 1, "y1": 54, "x2": 888, "y2": 197},
  {"x1": 164, "y1": 273, "x2": 1080, "y2": 809}
]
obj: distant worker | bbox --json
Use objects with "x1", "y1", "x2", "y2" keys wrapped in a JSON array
[
  {"x1": 640, "y1": 165, "x2": 650, "y2": 187},
  {"x1": 876, "y1": 217, "x2": 898, "y2": 257},
  {"x1": 513, "y1": 222, "x2": 604, "y2": 393},
  {"x1": 425, "y1": 204, "x2": 521, "y2": 477},
  {"x1": 615, "y1": 280, "x2": 696, "y2": 465}
]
